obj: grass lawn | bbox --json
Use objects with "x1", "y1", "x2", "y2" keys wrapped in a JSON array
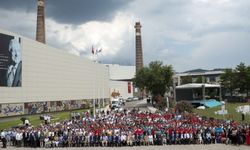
[
  {"x1": 0, "y1": 108, "x2": 90, "y2": 130},
  {"x1": 193, "y1": 103, "x2": 250, "y2": 123}
]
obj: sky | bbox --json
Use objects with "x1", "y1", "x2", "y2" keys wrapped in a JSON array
[{"x1": 0, "y1": 0, "x2": 249, "y2": 72}]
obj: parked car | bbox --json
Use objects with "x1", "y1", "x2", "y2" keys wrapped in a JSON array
[
  {"x1": 133, "y1": 97, "x2": 139, "y2": 101},
  {"x1": 127, "y1": 97, "x2": 133, "y2": 102}
]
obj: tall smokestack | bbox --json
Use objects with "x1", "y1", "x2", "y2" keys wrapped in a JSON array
[
  {"x1": 134, "y1": 22, "x2": 143, "y2": 73},
  {"x1": 36, "y1": 0, "x2": 46, "y2": 44}
]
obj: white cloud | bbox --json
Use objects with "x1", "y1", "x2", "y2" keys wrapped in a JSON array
[
  {"x1": 0, "y1": 8, "x2": 135, "y2": 61},
  {"x1": 1, "y1": 0, "x2": 250, "y2": 72},
  {"x1": 46, "y1": 12, "x2": 135, "y2": 59},
  {"x1": 123, "y1": 0, "x2": 250, "y2": 71},
  {"x1": 189, "y1": 31, "x2": 250, "y2": 69},
  {"x1": 0, "y1": 8, "x2": 36, "y2": 39}
]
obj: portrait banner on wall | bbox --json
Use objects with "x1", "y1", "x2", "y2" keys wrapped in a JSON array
[{"x1": 0, "y1": 33, "x2": 22, "y2": 87}]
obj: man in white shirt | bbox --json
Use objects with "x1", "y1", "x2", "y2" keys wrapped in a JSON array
[
  {"x1": 25, "y1": 119, "x2": 30, "y2": 126},
  {"x1": 15, "y1": 131, "x2": 23, "y2": 147},
  {"x1": 1, "y1": 130, "x2": 7, "y2": 148}
]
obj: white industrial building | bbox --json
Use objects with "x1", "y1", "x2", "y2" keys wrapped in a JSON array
[
  {"x1": 0, "y1": 29, "x2": 110, "y2": 117},
  {"x1": 106, "y1": 64, "x2": 136, "y2": 100}
]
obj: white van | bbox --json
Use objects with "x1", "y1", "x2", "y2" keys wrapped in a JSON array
[{"x1": 111, "y1": 99, "x2": 121, "y2": 109}]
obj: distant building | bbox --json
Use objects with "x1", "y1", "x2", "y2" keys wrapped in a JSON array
[
  {"x1": 172, "y1": 69, "x2": 225, "y2": 102},
  {"x1": 175, "y1": 83, "x2": 221, "y2": 101},
  {"x1": 106, "y1": 64, "x2": 136, "y2": 100},
  {"x1": 174, "y1": 69, "x2": 225, "y2": 86}
]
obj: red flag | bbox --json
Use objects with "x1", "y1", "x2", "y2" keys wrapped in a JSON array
[
  {"x1": 128, "y1": 82, "x2": 131, "y2": 93},
  {"x1": 92, "y1": 46, "x2": 95, "y2": 54}
]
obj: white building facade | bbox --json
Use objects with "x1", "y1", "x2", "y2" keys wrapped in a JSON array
[
  {"x1": 175, "y1": 70, "x2": 224, "y2": 86},
  {"x1": 0, "y1": 29, "x2": 109, "y2": 117},
  {"x1": 106, "y1": 64, "x2": 135, "y2": 100}
]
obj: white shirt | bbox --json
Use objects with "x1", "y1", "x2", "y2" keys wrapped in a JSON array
[
  {"x1": 25, "y1": 119, "x2": 29, "y2": 125},
  {"x1": 121, "y1": 134, "x2": 127, "y2": 141},
  {"x1": 148, "y1": 135, "x2": 153, "y2": 141},
  {"x1": 1, "y1": 131, "x2": 6, "y2": 138},
  {"x1": 15, "y1": 132, "x2": 23, "y2": 141}
]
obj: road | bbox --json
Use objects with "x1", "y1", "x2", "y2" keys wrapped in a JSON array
[
  {"x1": 123, "y1": 99, "x2": 152, "y2": 112},
  {"x1": 1, "y1": 144, "x2": 249, "y2": 150}
]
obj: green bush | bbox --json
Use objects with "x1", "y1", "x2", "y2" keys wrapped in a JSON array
[{"x1": 175, "y1": 101, "x2": 193, "y2": 113}]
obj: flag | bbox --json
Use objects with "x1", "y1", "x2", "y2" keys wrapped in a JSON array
[
  {"x1": 91, "y1": 45, "x2": 95, "y2": 54},
  {"x1": 96, "y1": 48, "x2": 102, "y2": 54}
]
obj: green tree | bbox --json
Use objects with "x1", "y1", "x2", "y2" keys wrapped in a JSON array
[
  {"x1": 133, "y1": 61, "x2": 174, "y2": 107},
  {"x1": 220, "y1": 68, "x2": 236, "y2": 96},
  {"x1": 235, "y1": 62, "x2": 248, "y2": 95},
  {"x1": 195, "y1": 76, "x2": 203, "y2": 83},
  {"x1": 181, "y1": 76, "x2": 192, "y2": 84},
  {"x1": 247, "y1": 66, "x2": 250, "y2": 96},
  {"x1": 175, "y1": 101, "x2": 193, "y2": 113},
  {"x1": 195, "y1": 76, "x2": 206, "y2": 83}
]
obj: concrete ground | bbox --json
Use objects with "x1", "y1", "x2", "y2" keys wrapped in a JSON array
[
  {"x1": 0, "y1": 144, "x2": 249, "y2": 150},
  {"x1": 124, "y1": 99, "x2": 154, "y2": 112}
]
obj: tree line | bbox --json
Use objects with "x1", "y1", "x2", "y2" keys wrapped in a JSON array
[{"x1": 220, "y1": 62, "x2": 250, "y2": 97}]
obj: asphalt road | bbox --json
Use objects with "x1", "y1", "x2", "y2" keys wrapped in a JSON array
[
  {"x1": 123, "y1": 99, "x2": 151, "y2": 112},
  {"x1": 0, "y1": 144, "x2": 249, "y2": 150}
]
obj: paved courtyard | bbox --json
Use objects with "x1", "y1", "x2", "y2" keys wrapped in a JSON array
[{"x1": 1, "y1": 144, "x2": 249, "y2": 150}]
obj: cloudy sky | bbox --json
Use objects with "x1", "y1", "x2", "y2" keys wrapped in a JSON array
[{"x1": 0, "y1": 0, "x2": 249, "y2": 72}]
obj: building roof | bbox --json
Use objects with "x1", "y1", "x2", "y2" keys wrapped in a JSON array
[
  {"x1": 176, "y1": 83, "x2": 220, "y2": 89},
  {"x1": 176, "y1": 70, "x2": 224, "y2": 77}
]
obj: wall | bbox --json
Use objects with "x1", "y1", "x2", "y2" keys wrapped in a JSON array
[
  {"x1": 105, "y1": 64, "x2": 135, "y2": 99},
  {"x1": 106, "y1": 64, "x2": 135, "y2": 80},
  {"x1": 0, "y1": 29, "x2": 109, "y2": 105},
  {"x1": 0, "y1": 99, "x2": 93, "y2": 117},
  {"x1": 109, "y1": 80, "x2": 133, "y2": 99}
]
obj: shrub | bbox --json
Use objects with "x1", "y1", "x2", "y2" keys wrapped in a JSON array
[{"x1": 175, "y1": 101, "x2": 193, "y2": 113}]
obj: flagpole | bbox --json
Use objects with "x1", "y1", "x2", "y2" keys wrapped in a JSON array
[
  {"x1": 91, "y1": 45, "x2": 96, "y2": 117},
  {"x1": 92, "y1": 46, "x2": 103, "y2": 114},
  {"x1": 102, "y1": 75, "x2": 105, "y2": 108},
  {"x1": 92, "y1": 74, "x2": 96, "y2": 117}
]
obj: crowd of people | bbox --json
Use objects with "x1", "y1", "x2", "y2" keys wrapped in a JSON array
[{"x1": 0, "y1": 109, "x2": 250, "y2": 148}]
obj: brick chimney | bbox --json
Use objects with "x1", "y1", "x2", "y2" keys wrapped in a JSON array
[
  {"x1": 134, "y1": 22, "x2": 143, "y2": 73},
  {"x1": 36, "y1": 0, "x2": 46, "y2": 44}
]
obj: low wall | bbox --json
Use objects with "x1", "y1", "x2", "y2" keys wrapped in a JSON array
[{"x1": 0, "y1": 99, "x2": 108, "y2": 117}]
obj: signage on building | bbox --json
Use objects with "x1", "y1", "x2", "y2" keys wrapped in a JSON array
[{"x1": 0, "y1": 33, "x2": 22, "y2": 87}]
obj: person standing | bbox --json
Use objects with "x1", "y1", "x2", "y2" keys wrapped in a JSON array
[
  {"x1": 241, "y1": 113, "x2": 245, "y2": 122},
  {"x1": 1, "y1": 130, "x2": 7, "y2": 148},
  {"x1": 16, "y1": 130, "x2": 23, "y2": 147},
  {"x1": 23, "y1": 130, "x2": 29, "y2": 147}
]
